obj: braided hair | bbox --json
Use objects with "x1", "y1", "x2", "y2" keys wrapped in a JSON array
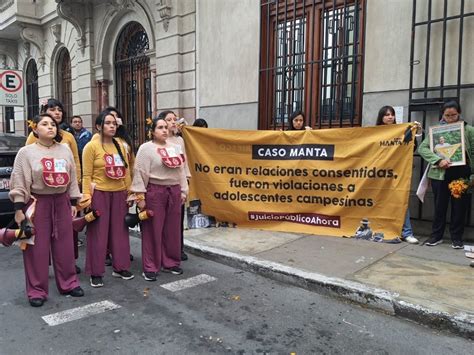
[{"x1": 97, "y1": 110, "x2": 128, "y2": 169}]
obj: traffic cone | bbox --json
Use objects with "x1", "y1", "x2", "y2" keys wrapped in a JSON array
[
  {"x1": 124, "y1": 210, "x2": 154, "y2": 228},
  {"x1": 72, "y1": 210, "x2": 100, "y2": 232}
]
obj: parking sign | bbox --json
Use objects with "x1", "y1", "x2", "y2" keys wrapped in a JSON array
[{"x1": 0, "y1": 69, "x2": 24, "y2": 106}]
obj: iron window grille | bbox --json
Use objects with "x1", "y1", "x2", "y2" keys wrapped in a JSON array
[
  {"x1": 56, "y1": 48, "x2": 73, "y2": 121},
  {"x1": 259, "y1": 0, "x2": 365, "y2": 130},
  {"x1": 115, "y1": 21, "x2": 151, "y2": 152},
  {"x1": 25, "y1": 59, "x2": 39, "y2": 132}
]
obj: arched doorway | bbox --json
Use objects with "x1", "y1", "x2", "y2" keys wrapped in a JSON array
[
  {"x1": 56, "y1": 48, "x2": 73, "y2": 120},
  {"x1": 114, "y1": 21, "x2": 151, "y2": 151},
  {"x1": 25, "y1": 59, "x2": 39, "y2": 132}
]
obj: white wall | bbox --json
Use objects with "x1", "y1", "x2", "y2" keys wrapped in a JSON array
[
  {"x1": 364, "y1": 0, "x2": 412, "y2": 93},
  {"x1": 197, "y1": 0, "x2": 259, "y2": 129}
]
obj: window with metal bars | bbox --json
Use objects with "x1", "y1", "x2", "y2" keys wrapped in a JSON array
[
  {"x1": 4, "y1": 107, "x2": 15, "y2": 133},
  {"x1": 25, "y1": 59, "x2": 39, "y2": 131},
  {"x1": 115, "y1": 21, "x2": 151, "y2": 152},
  {"x1": 56, "y1": 48, "x2": 73, "y2": 121},
  {"x1": 259, "y1": 0, "x2": 365, "y2": 130}
]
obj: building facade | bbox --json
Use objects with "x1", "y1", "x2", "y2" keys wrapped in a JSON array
[{"x1": 1, "y1": 0, "x2": 473, "y2": 223}]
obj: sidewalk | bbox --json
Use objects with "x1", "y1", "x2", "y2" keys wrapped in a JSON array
[{"x1": 183, "y1": 226, "x2": 474, "y2": 339}]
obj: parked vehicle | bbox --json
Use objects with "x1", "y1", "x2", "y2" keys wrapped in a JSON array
[{"x1": 0, "y1": 133, "x2": 26, "y2": 228}]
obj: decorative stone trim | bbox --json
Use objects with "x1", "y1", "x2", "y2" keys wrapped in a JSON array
[
  {"x1": 106, "y1": 0, "x2": 135, "y2": 10},
  {"x1": 158, "y1": 0, "x2": 172, "y2": 32},
  {"x1": 51, "y1": 23, "x2": 62, "y2": 44},
  {"x1": 0, "y1": 54, "x2": 6, "y2": 69},
  {"x1": 0, "y1": 0, "x2": 14, "y2": 12},
  {"x1": 20, "y1": 27, "x2": 45, "y2": 70},
  {"x1": 0, "y1": 41, "x2": 17, "y2": 69},
  {"x1": 55, "y1": 0, "x2": 89, "y2": 52}
]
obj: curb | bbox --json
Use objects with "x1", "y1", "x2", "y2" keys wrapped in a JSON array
[{"x1": 184, "y1": 240, "x2": 474, "y2": 339}]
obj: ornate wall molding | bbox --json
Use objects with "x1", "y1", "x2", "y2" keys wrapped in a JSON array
[
  {"x1": 0, "y1": 0, "x2": 14, "y2": 12},
  {"x1": 0, "y1": 41, "x2": 17, "y2": 69},
  {"x1": 51, "y1": 23, "x2": 62, "y2": 44},
  {"x1": 158, "y1": 0, "x2": 172, "y2": 32},
  {"x1": 0, "y1": 54, "x2": 6, "y2": 69},
  {"x1": 20, "y1": 27, "x2": 45, "y2": 70},
  {"x1": 55, "y1": 0, "x2": 89, "y2": 52},
  {"x1": 106, "y1": 0, "x2": 135, "y2": 11}
]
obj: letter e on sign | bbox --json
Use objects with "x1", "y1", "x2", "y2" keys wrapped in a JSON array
[{"x1": 0, "y1": 69, "x2": 24, "y2": 107}]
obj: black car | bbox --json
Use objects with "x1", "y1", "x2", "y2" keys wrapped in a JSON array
[{"x1": 0, "y1": 133, "x2": 26, "y2": 227}]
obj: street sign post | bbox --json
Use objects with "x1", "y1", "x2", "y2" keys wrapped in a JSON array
[{"x1": 0, "y1": 69, "x2": 24, "y2": 107}]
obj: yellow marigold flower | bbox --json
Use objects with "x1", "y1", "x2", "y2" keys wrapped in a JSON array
[
  {"x1": 27, "y1": 120, "x2": 37, "y2": 129},
  {"x1": 448, "y1": 179, "x2": 469, "y2": 199}
]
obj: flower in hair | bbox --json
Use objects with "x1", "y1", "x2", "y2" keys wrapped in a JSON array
[
  {"x1": 27, "y1": 119, "x2": 37, "y2": 130},
  {"x1": 39, "y1": 98, "x2": 48, "y2": 107}
]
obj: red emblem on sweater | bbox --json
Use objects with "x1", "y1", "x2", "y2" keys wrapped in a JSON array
[
  {"x1": 104, "y1": 154, "x2": 126, "y2": 179},
  {"x1": 41, "y1": 158, "x2": 70, "y2": 187},
  {"x1": 157, "y1": 147, "x2": 183, "y2": 168}
]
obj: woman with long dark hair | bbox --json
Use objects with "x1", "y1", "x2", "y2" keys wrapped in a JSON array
[
  {"x1": 376, "y1": 105, "x2": 419, "y2": 244},
  {"x1": 418, "y1": 101, "x2": 474, "y2": 248},
  {"x1": 82, "y1": 110, "x2": 134, "y2": 287}
]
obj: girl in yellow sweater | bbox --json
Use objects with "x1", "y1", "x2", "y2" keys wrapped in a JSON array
[{"x1": 82, "y1": 110, "x2": 134, "y2": 287}]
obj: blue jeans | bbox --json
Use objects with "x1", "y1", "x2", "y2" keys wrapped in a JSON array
[{"x1": 401, "y1": 209, "x2": 413, "y2": 238}]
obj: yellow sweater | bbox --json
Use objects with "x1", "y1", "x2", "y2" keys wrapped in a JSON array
[
  {"x1": 91, "y1": 133, "x2": 135, "y2": 179},
  {"x1": 82, "y1": 138, "x2": 131, "y2": 195},
  {"x1": 26, "y1": 130, "x2": 81, "y2": 183}
]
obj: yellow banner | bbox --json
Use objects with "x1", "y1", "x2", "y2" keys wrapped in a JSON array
[{"x1": 182, "y1": 124, "x2": 414, "y2": 239}]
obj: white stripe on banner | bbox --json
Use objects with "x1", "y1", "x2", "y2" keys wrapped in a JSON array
[
  {"x1": 161, "y1": 274, "x2": 217, "y2": 292},
  {"x1": 42, "y1": 300, "x2": 121, "y2": 326}
]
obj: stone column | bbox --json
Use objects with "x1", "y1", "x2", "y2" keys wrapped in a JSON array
[{"x1": 96, "y1": 79, "x2": 109, "y2": 112}]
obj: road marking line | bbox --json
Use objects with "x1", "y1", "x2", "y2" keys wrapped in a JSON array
[
  {"x1": 42, "y1": 300, "x2": 121, "y2": 326},
  {"x1": 161, "y1": 274, "x2": 216, "y2": 292}
]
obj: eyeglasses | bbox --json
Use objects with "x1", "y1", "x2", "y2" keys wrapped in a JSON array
[{"x1": 444, "y1": 113, "x2": 458, "y2": 118}]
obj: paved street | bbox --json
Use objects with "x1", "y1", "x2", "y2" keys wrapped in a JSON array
[{"x1": 0, "y1": 235, "x2": 471, "y2": 354}]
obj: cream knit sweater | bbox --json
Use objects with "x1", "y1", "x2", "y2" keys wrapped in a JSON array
[
  {"x1": 9, "y1": 142, "x2": 81, "y2": 208},
  {"x1": 130, "y1": 141, "x2": 188, "y2": 195}
]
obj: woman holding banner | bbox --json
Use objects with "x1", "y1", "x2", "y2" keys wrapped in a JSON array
[
  {"x1": 9, "y1": 113, "x2": 83, "y2": 307},
  {"x1": 287, "y1": 110, "x2": 311, "y2": 131},
  {"x1": 418, "y1": 101, "x2": 474, "y2": 249},
  {"x1": 130, "y1": 117, "x2": 188, "y2": 281},
  {"x1": 376, "y1": 106, "x2": 419, "y2": 244}
]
